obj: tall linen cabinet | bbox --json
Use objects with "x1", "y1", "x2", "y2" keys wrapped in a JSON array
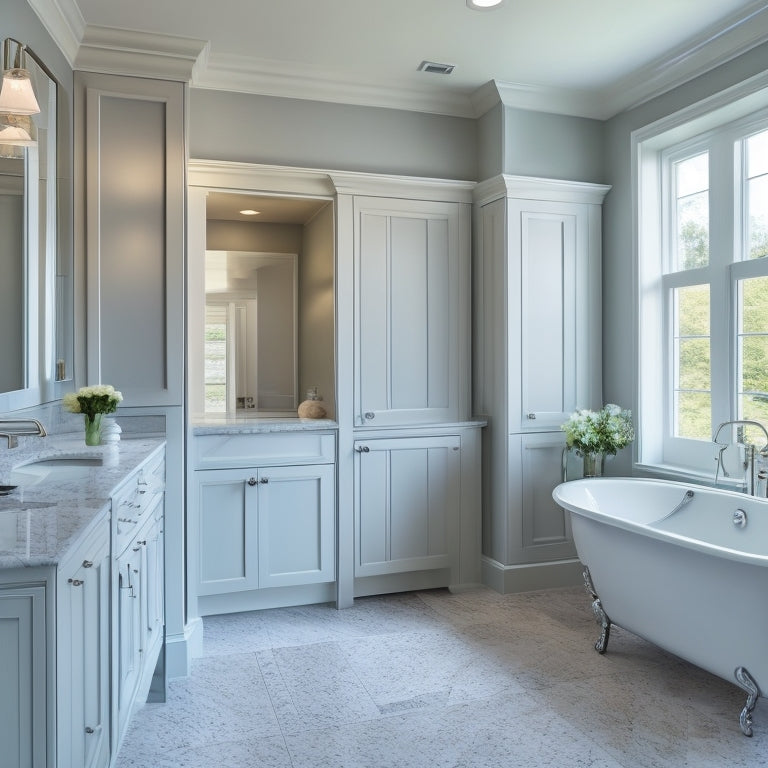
[
  {"x1": 74, "y1": 71, "x2": 187, "y2": 676},
  {"x1": 333, "y1": 175, "x2": 483, "y2": 606},
  {"x1": 473, "y1": 175, "x2": 610, "y2": 592}
]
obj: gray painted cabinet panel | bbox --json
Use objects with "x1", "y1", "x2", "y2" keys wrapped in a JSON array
[
  {"x1": 194, "y1": 462, "x2": 335, "y2": 595},
  {"x1": 57, "y1": 521, "x2": 110, "y2": 768},
  {"x1": 78, "y1": 73, "x2": 184, "y2": 407},
  {"x1": 474, "y1": 177, "x2": 607, "y2": 588},
  {"x1": 0, "y1": 585, "x2": 47, "y2": 768},
  {"x1": 354, "y1": 197, "x2": 462, "y2": 426},
  {"x1": 354, "y1": 435, "x2": 460, "y2": 578}
]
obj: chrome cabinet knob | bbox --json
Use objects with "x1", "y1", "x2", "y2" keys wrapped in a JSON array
[
  {"x1": 247, "y1": 477, "x2": 257, "y2": 486},
  {"x1": 364, "y1": 412, "x2": 375, "y2": 420}
]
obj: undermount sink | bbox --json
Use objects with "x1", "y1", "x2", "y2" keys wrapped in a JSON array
[{"x1": 10, "y1": 456, "x2": 104, "y2": 486}]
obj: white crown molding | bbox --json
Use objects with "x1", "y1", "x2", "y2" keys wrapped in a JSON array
[
  {"x1": 475, "y1": 1, "x2": 768, "y2": 120},
  {"x1": 192, "y1": 53, "x2": 477, "y2": 118},
  {"x1": 602, "y1": 0, "x2": 768, "y2": 117},
  {"x1": 24, "y1": 0, "x2": 768, "y2": 120},
  {"x1": 492, "y1": 80, "x2": 607, "y2": 120},
  {"x1": 27, "y1": 0, "x2": 85, "y2": 65},
  {"x1": 188, "y1": 160, "x2": 337, "y2": 198},
  {"x1": 74, "y1": 26, "x2": 207, "y2": 82},
  {"x1": 328, "y1": 170, "x2": 475, "y2": 202},
  {"x1": 474, "y1": 174, "x2": 611, "y2": 206},
  {"x1": 188, "y1": 159, "x2": 475, "y2": 202}
]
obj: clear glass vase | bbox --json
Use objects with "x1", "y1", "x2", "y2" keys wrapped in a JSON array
[
  {"x1": 84, "y1": 413, "x2": 103, "y2": 446},
  {"x1": 582, "y1": 452, "x2": 605, "y2": 478}
]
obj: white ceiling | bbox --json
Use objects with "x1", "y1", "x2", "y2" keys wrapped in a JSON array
[{"x1": 30, "y1": 0, "x2": 768, "y2": 119}]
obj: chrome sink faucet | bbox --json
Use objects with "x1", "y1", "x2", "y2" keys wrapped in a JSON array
[
  {"x1": 713, "y1": 420, "x2": 768, "y2": 496},
  {"x1": 0, "y1": 418, "x2": 47, "y2": 449}
]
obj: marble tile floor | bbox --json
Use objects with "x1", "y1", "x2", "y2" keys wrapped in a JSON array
[{"x1": 115, "y1": 586, "x2": 768, "y2": 767}]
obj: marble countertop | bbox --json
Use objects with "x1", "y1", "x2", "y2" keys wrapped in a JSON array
[
  {"x1": 191, "y1": 413, "x2": 338, "y2": 435},
  {"x1": 0, "y1": 434, "x2": 165, "y2": 570}
]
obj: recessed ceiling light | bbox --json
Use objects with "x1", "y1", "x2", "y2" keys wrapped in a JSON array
[
  {"x1": 239, "y1": 209, "x2": 260, "y2": 215},
  {"x1": 466, "y1": 0, "x2": 503, "y2": 8}
]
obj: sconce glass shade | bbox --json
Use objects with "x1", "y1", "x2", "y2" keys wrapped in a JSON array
[
  {"x1": 0, "y1": 68, "x2": 40, "y2": 115},
  {"x1": 0, "y1": 112, "x2": 37, "y2": 146}
]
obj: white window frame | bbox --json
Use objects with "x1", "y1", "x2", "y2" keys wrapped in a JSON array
[{"x1": 634, "y1": 79, "x2": 768, "y2": 481}]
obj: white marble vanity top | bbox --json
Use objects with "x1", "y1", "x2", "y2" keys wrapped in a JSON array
[
  {"x1": 0, "y1": 434, "x2": 165, "y2": 570},
  {"x1": 191, "y1": 413, "x2": 337, "y2": 435}
]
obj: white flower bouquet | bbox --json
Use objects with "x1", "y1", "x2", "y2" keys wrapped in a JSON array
[
  {"x1": 561, "y1": 403, "x2": 634, "y2": 457},
  {"x1": 62, "y1": 385, "x2": 123, "y2": 420}
]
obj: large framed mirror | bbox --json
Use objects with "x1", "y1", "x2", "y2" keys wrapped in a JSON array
[{"x1": 0, "y1": 37, "x2": 62, "y2": 411}]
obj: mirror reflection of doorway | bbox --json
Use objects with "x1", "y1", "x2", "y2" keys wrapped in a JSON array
[{"x1": 203, "y1": 251, "x2": 296, "y2": 413}]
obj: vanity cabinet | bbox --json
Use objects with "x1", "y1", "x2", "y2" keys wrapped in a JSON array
[
  {"x1": 57, "y1": 519, "x2": 111, "y2": 768},
  {"x1": 0, "y1": 441, "x2": 165, "y2": 768},
  {"x1": 353, "y1": 196, "x2": 470, "y2": 427},
  {"x1": 112, "y1": 449, "x2": 166, "y2": 755},
  {"x1": 190, "y1": 432, "x2": 336, "y2": 614},
  {"x1": 0, "y1": 581, "x2": 48, "y2": 768},
  {"x1": 474, "y1": 176, "x2": 609, "y2": 591}
]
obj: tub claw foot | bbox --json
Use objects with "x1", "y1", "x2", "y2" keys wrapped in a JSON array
[
  {"x1": 583, "y1": 567, "x2": 611, "y2": 655},
  {"x1": 735, "y1": 667, "x2": 760, "y2": 737}
]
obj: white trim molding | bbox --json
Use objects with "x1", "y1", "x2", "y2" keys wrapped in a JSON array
[
  {"x1": 25, "y1": 0, "x2": 768, "y2": 120},
  {"x1": 189, "y1": 159, "x2": 476, "y2": 203},
  {"x1": 473, "y1": 174, "x2": 611, "y2": 207},
  {"x1": 74, "y1": 26, "x2": 207, "y2": 82}
]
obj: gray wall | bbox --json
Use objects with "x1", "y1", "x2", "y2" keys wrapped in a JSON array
[
  {"x1": 299, "y1": 202, "x2": 335, "y2": 419},
  {"x1": 190, "y1": 89, "x2": 478, "y2": 181},
  {"x1": 477, "y1": 102, "x2": 503, "y2": 180},
  {"x1": 207, "y1": 220, "x2": 303, "y2": 253},
  {"x1": 503, "y1": 105, "x2": 605, "y2": 183},
  {"x1": 602, "y1": 40, "x2": 768, "y2": 474}
]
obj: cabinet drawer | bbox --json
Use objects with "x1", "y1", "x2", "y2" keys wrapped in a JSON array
[{"x1": 194, "y1": 433, "x2": 335, "y2": 469}]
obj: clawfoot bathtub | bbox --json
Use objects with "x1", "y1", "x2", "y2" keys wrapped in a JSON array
[{"x1": 553, "y1": 477, "x2": 768, "y2": 736}]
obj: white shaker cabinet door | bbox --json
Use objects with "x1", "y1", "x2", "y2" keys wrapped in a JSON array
[
  {"x1": 257, "y1": 463, "x2": 335, "y2": 588},
  {"x1": 508, "y1": 198, "x2": 599, "y2": 432},
  {"x1": 194, "y1": 469, "x2": 260, "y2": 596},
  {"x1": 0, "y1": 585, "x2": 47, "y2": 768},
  {"x1": 354, "y1": 197, "x2": 466, "y2": 427},
  {"x1": 354, "y1": 435, "x2": 460, "y2": 577},
  {"x1": 57, "y1": 524, "x2": 111, "y2": 768}
]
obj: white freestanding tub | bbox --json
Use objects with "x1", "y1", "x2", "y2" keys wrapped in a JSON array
[{"x1": 552, "y1": 477, "x2": 768, "y2": 735}]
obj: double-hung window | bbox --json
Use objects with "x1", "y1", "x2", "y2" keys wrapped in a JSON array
[{"x1": 637, "y1": 109, "x2": 768, "y2": 478}]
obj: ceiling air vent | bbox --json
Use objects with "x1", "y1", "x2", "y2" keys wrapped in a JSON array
[{"x1": 418, "y1": 60, "x2": 455, "y2": 75}]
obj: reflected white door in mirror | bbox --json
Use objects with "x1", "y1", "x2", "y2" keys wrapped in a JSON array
[{"x1": 203, "y1": 251, "x2": 298, "y2": 415}]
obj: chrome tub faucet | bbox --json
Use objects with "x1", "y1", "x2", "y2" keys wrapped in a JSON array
[{"x1": 713, "y1": 420, "x2": 768, "y2": 497}]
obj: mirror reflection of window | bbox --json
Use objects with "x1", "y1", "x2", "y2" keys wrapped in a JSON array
[
  {"x1": 204, "y1": 303, "x2": 227, "y2": 412},
  {"x1": 204, "y1": 251, "x2": 297, "y2": 414}
]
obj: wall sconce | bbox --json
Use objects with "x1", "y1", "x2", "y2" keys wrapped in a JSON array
[{"x1": 0, "y1": 39, "x2": 43, "y2": 157}]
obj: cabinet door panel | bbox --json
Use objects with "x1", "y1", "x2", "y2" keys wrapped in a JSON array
[
  {"x1": 509, "y1": 199, "x2": 590, "y2": 432},
  {"x1": 258, "y1": 464, "x2": 335, "y2": 588},
  {"x1": 355, "y1": 198, "x2": 460, "y2": 426},
  {"x1": 0, "y1": 586, "x2": 46, "y2": 768},
  {"x1": 196, "y1": 470, "x2": 258, "y2": 595},
  {"x1": 508, "y1": 433, "x2": 577, "y2": 563},
  {"x1": 355, "y1": 436, "x2": 460, "y2": 576},
  {"x1": 59, "y1": 533, "x2": 110, "y2": 768},
  {"x1": 80, "y1": 74, "x2": 184, "y2": 406}
]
